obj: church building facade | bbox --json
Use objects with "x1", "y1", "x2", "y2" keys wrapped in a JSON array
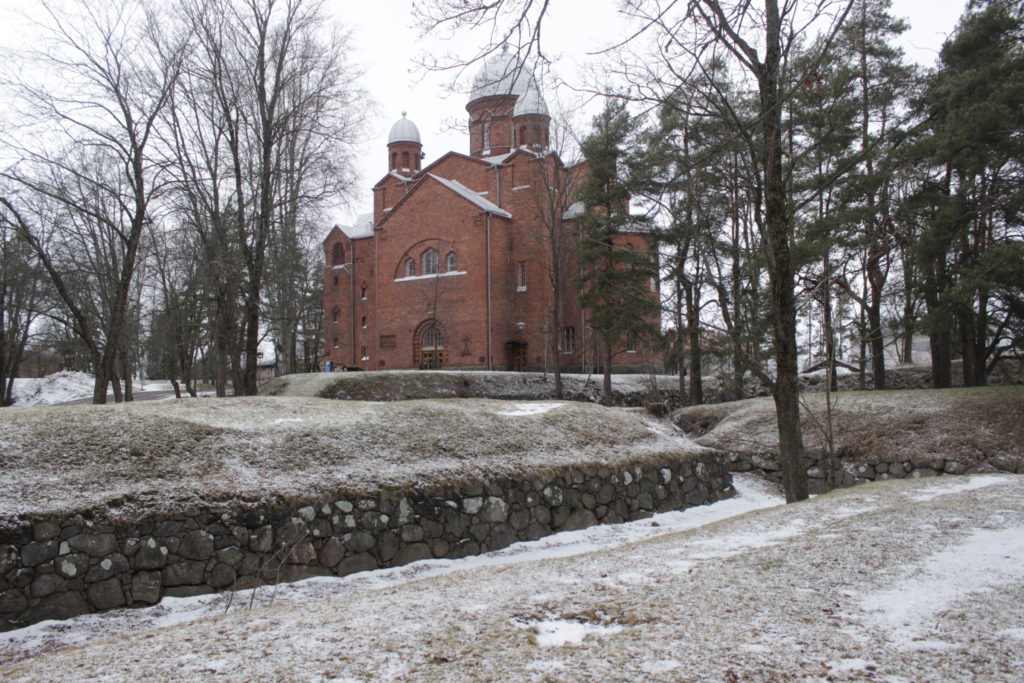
[{"x1": 322, "y1": 49, "x2": 659, "y2": 373}]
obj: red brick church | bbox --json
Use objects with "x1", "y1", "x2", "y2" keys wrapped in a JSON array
[{"x1": 322, "y1": 48, "x2": 659, "y2": 372}]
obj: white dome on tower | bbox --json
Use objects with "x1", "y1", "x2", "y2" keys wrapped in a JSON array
[
  {"x1": 469, "y1": 44, "x2": 532, "y2": 102},
  {"x1": 388, "y1": 112, "x2": 421, "y2": 144},
  {"x1": 513, "y1": 79, "x2": 549, "y2": 117}
]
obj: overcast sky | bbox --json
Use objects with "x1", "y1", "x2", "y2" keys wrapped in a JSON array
[{"x1": 0, "y1": 0, "x2": 969, "y2": 230}]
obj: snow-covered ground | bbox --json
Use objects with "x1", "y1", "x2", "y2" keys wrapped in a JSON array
[
  {"x1": 2, "y1": 473, "x2": 1022, "y2": 681},
  {"x1": 8, "y1": 371, "x2": 173, "y2": 406}
]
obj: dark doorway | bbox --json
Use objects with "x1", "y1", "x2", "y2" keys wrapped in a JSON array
[
  {"x1": 420, "y1": 325, "x2": 444, "y2": 369},
  {"x1": 507, "y1": 341, "x2": 528, "y2": 372}
]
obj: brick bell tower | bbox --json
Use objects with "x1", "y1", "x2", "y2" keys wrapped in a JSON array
[
  {"x1": 466, "y1": 44, "x2": 533, "y2": 158},
  {"x1": 387, "y1": 112, "x2": 423, "y2": 175}
]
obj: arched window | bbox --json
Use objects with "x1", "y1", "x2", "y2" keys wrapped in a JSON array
[
  {"x1": 423, "y1": 248, "x2": 439, "y2": 275},
  {"x1": 519, "y1": 126, "x2": 527, "y2": 146},
  {"x1": 360, "y1": 283, "x2": 367, "y2": 299},
  {"x1": 402, "y1": 151, "x2": 410, "y2": 169},
  {"x1": 446, "y1": 252, "x2": 457, "y2": 272},
  {"x1": 482, "y1": 121, "x2": 491, "y2": 149},
  {"x1": 361, "y1": 316, "x2": 367, "y2": 328},
  {"x1": 332, "y1": 308, "x2": 340, "y2": 324},
  {"x1": 331, "y1": 242, "x2": 344, "y2": 266},
  {"x1": 406, "y1": 258, "x2": 415, "y2": 277},
  {"x1": 391, "y1": 152, "x2": 397, "y2": 170}
]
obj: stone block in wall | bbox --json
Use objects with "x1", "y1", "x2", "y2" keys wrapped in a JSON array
[
  {"x1": 479, "y1": 497, "x2": 509, "y2": 523},
  {"x1": 337, "y1": 552, "x2": 377, "y2": 576},
  {"x1": 135, "y1": 538, "x2": 168, "y2": 569},
  {"x1": 0, "y1": 588, "x2": 29, "y2": 614},
  {"x1": 179, "y1": 531, "x2": 214, "y2": 561},
  {"x1": 21, "y1": 540, "x2": 59, "y2": 567},
  {"x1": 163, "y1": 561, "x2": 205, "y2": 587},
  {"x1": 560, "y1": 509, "x2": 597, "y2": 532},
  {"x1": 208, "y1": 563, "x2": 236, "y2": 589},
  {"x1": 55, "y1": 553, "x2": 90, "y2": 579},
  {"x1": 33, "y1": 521, "x2": 61, "y2": 542},
  {"x1": 67, "y1": 533, "x2": 118, "y2": 558},
  {"x1": 287, "y1": 542, "x2": 316, "y2": 565},
  {"x1": 84, "y1": 554, "x2": 129, "y2": 582},
  {"x1": 86, "y1": 578, "x2": 125, "y2": 610},
  {"x1": 488, "y1": 522, "x2": 517, "y2": 550},
  {"x1": 393, "y1": 543, "x2": 432, "y2": 566},
  {"x1": 31, "y1": 573, "x2": 65, "y2": 598},
  {"x1": 249, "y1": 526, "x2": 273, "y2": 553},
  {"x1": 319, "y1": 538, "x2": 344, "y2": 568},
  {"x1": 377, "y1": 532, "x2": 401, "y2": 562},
  {"x1": 28, "y1": 591, "x2": 88, "y2": 622}
]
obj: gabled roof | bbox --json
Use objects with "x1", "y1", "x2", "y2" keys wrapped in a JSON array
[
  {"x1": 428, "y1": 174, "x2": 512, "y2": 218},
  {"x1": 326, "y1": 213, "x2": 374, "y2": 241},
  {"x1": 377, "y1": 173, "x2": 512, "y2": 227}
]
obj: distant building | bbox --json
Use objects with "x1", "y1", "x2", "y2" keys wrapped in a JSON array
[{"x1": 323, "y1": 48, "x2": 659, "y2": 372}]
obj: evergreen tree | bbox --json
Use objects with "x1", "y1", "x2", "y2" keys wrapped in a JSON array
[
  {"x1": 576, "y1": 100, "x2": 660, "y2": 404},
  {"x1": 914, "y1": 0, "x2": 1024, "y2": 386}
]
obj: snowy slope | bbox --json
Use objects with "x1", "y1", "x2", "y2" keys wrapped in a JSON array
[{"x1": 2, "y1": 473, "x2": 1022, "y2": 681}]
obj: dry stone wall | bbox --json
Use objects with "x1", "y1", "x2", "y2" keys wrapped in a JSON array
[
  {"x1": 725, "y1": 448, "x2": 1024, "y2": 494},
  {"x1": 0, "y1": 453, "x2": 732, "y2": 630}
]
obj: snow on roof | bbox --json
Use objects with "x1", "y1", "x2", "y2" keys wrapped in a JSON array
[
  {"x1": 387, "y1": 112, "x2": 421, "y2": 144},
  {"x1": 469, "y1": 44, "x2": 532, "y2": 102},
  {"x1": 339, "y1": 213, "x2": 374, "y2": 238},
  {"x1": 428, "y1": 174, "x2": 512, "y2": 219},
  {"x1": 481, "y1": 152, "x2": 513, "y2": 166},
  {"x1": 513, "y1": 79, "x2": 549, "y2": 117}
]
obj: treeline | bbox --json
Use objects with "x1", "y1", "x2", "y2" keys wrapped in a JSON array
[
  {"x1": 417, "y1": 0, "x2": 1023, "y2": 501},
  {"x1": 0, "y1": 0, "x2": 365, "y2": 404},
  {"x1": 568, "y1": 0, "x2": 1023, "y2": 400}
]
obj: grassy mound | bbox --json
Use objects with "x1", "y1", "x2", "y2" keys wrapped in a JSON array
[
  {"x1": 672, "y1": 386, "x2": 1024, "y2": 469},
  {"x1": 0, "y1": 397, "x2": 705, "y2": 525},
  {"x1": 262, "y1": 370, "x2": 679, "y2": 405}
]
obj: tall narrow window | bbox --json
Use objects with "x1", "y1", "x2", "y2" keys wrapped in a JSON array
[
  {"x1": 446, "y1": 252, "x2": 457, "y2": 272},
  {"x1": 517, "y1": 262, "x2": 527, "y2": 292},
  {"x1": 626, "y1": 331, "x2": 638, "y2": 352},
  {"x1": 333, "y1": 336, "x2": 339, "y2": 348},
  {"x1": 423, "y1": 248, "x2": 439, "y2": 275},
  {"x1": 563, "y1": 326, "x2": 575, "y2": 354},
  {"x1": 360, "y1": 284, "x2": 367, "y2": 299},
  {"x1": 332, "y1": 308, "x2": 340, "y2": 324},
  {"x1": 361, "y1": 316, "x2": 367, "y2": 329},
  {"x1": 482, "y1": 121, "x2": 491, "y2": 149},
  {"x1": 406, "y1": 258, "x2": 415, "y2": 277},
  {"x1": 360, "y1": 345, "x2": 368, "y2": 360},
  {"x1": 402, "y1": 151, "x2": 410, "y2": 169},
  {"x1": 331, "y1": 242, "x2": 344, "y2": 266}
]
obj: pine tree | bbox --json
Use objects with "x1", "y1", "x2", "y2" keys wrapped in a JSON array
[{"x1": 576, "y1": 101, "x2": 660, "y2": 404}]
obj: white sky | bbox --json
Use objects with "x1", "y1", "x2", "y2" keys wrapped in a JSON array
[{"x1": 0, "y1": 0, "x2": 968, "y2": 229}]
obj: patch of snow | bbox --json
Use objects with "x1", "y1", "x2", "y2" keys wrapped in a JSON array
[
  {"x1": 493, "y1": 402, "x2": 564, "y2": 416},
  {"x1": 858, "y1": 526, "x2": 1024, "y2": 644},
  {"x1": 828, "y1": 657, "x2": 878, "y2": 673},
  {"x1": 518, "y1": 618, "x2": 623, "y2": 647},
  {"x1": 9, "y1": 371, "x2": 95, "y2": 406},
  {"x1": 906, "y1": 474, "x2": 1015, "y2": 502}
]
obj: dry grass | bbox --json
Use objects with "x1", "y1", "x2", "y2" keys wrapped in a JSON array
[
  {"x1": 673, "y1": 386, "x2": 1024, "y2": 466},
  {"x1": 262, "y1": 370, "x2": 678, "y2": 404},
  {"x1": 0, "y1": 397, "x2": 706, "y2": 526}
]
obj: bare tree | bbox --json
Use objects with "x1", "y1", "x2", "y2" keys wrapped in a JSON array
[
  {"x1": 0, "y1": 0, "x2": 185, "y2": 403},
  {"x1": 168, "y1": 0, "x2": 365, "y2": 394}
]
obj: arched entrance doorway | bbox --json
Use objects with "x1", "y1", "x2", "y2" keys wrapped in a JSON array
[{"x1": 419, "y1": 324, "x2": 444, "y2": 369}]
